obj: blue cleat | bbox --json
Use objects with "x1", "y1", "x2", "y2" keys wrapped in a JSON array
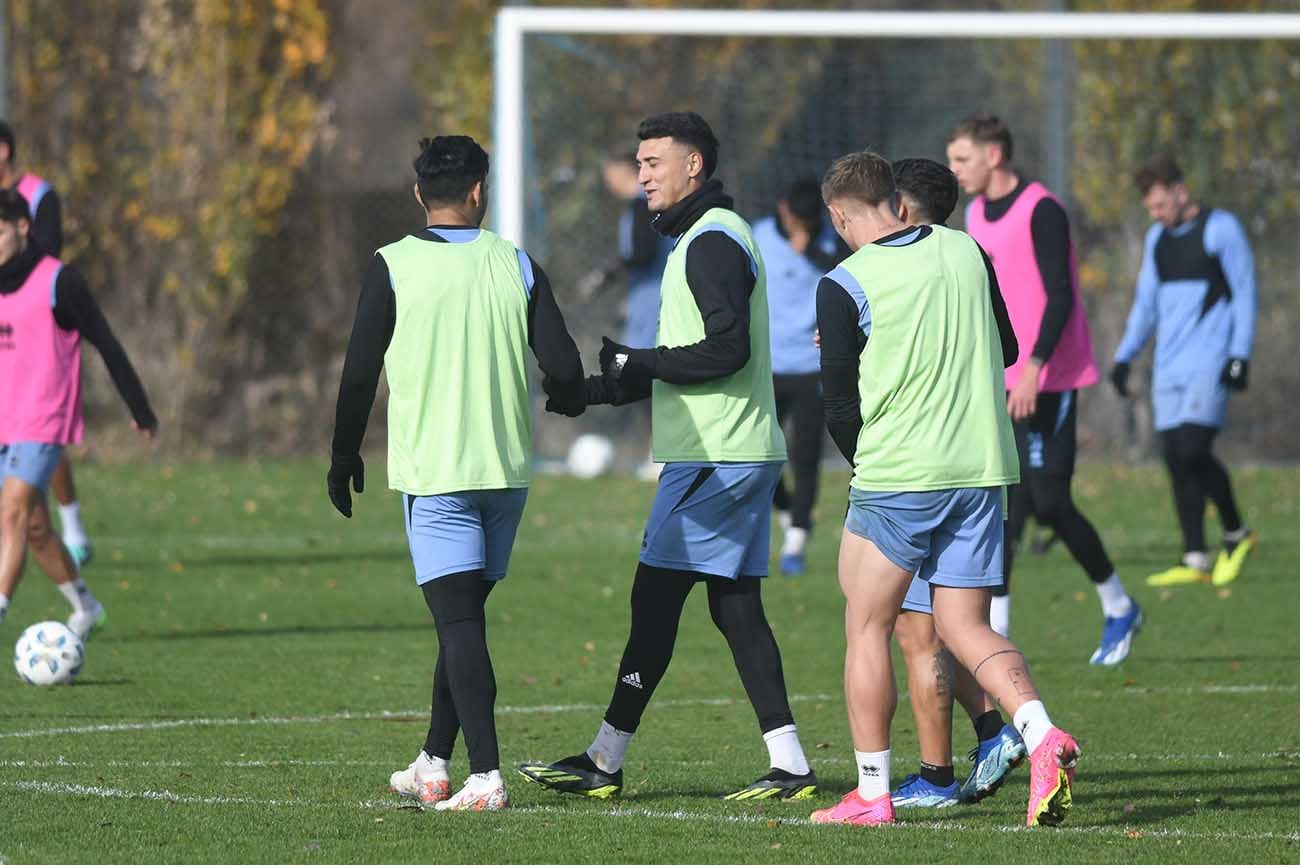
[
  {"x1": 958, "y1": 724, "x2": 1027, "y2": 804},
  {"x1": 1089, "y1": 602, "x2": 1143, "y2": 667},
  {"x1": 891, "y1": 773, "x2": 959, "y2": 808},
  {"x1": 779, "y1": 553, "x2": 806, "y2": 576}
]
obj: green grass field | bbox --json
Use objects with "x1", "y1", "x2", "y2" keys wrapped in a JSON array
[{"x1": 1, "y1": 460, "x2": 1297, "y2": 864}]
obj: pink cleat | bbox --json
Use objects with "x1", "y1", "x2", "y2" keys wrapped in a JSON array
[
  {"x1": 1027, "y1": 727, "x2": 1080, "y2": 827},
  {"x1": 810, "y1": 790, "x2": 895, "y2": 826}
]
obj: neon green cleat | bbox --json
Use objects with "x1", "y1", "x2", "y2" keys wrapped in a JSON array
[
  {"x1": 1145, "y1": 564, "x2": 1209, "y2": 587},
  {"x1": 723, "y1": 768, "x2": 818, "y2": 802},
  {"x1": 1212, "y1": 532, "x2": 1256, "y2": 587}
]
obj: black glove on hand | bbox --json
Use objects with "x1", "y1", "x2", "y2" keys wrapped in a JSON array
[
  {"x1": 1221, "y1": 357, "x2": 1249, "y2": 391},
  {"x1": 327, "y1": 453, "x2": 364, "y2": 518},
  {"x1": 599, "y1": 336, "x2": 653, "y2": 390},
  {"x1": 1109, "y1": 362, "x2": 1131, "y2": 398},
  {"x1": 543, "y1": 375, "x2": 587, "y2": 417}
]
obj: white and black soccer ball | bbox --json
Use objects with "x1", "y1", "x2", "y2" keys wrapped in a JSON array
[
  {"x1": 14, "y1": 621, "x2": 84, "y2": 686},
  {"x1": 566, "y1": 433, "x2": 616, "y2": 479}
]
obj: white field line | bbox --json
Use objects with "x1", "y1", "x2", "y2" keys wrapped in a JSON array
[
  {"x1": 0, "y1": 694, "x2": 837, "y2": 740},
  {"x1": 8, "y1": 781, "x2": 1300, "y2": 844},
  {"x1": 1, "y1": 684, "x2": 1293, "y2": 741}
]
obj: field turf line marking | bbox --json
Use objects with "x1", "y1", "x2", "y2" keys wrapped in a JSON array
[{"x1": 8, "y1": 782, "x2": 1300, "y2": 844}]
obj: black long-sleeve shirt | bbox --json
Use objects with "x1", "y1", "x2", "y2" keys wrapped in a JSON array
[
  {"x1": 817, "y1": 227, "x2": 1017, "y2": 466},
  {"x1": 0, "y1": 245, "x2": 156, "y2": 428},
  {"x1": 615, "y1": 179, "x2": 755, "y2": 392},
  {"x1": 622, "y1": 196, "x2": 662, "y2": 270},
  {"x1": 30, "y1": 186, "x2": 63, "y2": 259},
  {"x1": 981, "y1": 177, "x2": 1072, "y2": 366},
  {"x1": 330, "y1": 226, "x2": 584, "y2": 458}
]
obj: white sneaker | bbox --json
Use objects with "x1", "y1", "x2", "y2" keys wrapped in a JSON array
[
  {"x1": 434, "y1": 771, "x2": 508, "y2": 811},
  {"x1": 389, "y1": 751, "x2": 451, "y2": 804},
  {"x1": 67, "y1": 601, "x2": 106, "y2": 640}
]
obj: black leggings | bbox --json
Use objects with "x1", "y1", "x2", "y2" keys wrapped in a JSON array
[
  {"x1": 1161, "y1": 424, "x2": 1242, "y2": 553},
  {"x1": 422, "y1": 571, "x2": 498, "y2": 774},
  {"x1": 999, "y1": 472, "x2": 1114, "y2": 595},
  {"x1": 772, "y1": 373, "x2": 823, "y2": 531},
  {"x1": 605, "y1": 563, "x2": 796, "y2": 735}
]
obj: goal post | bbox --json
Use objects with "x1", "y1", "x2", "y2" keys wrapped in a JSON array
[{"x1": 492, "y1": 7, "x2": 1300, "y2": 248}]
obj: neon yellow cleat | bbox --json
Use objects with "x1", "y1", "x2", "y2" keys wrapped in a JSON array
[
  {"x1": 1212, "y1": 532, "x2": 1256, "y2": 586},
  {"x1": 1145, "y1": 565, "x2": 1210, "y2": 587}
]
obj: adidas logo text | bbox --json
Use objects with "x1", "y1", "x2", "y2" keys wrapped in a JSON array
[{"x1": 620, "y1": 672, "x2": 643, "y2": 689}]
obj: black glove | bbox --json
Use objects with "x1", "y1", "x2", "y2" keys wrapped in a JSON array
[
  {"x1": 543, "y1": 375, "x2": 587, "y2": 417},
  {"x1": 1220, "y1": 357, "x2": 1249, "y2": 391},
  {"x1": 327, "y1": 453, "x2": 364, "y2": 518},
  {"x1": 1109, "y1": 362, "x2": 1131, "y2": 398},
  {"x1": 599, "y1": 336, "x2": 654, "y2": 390}
]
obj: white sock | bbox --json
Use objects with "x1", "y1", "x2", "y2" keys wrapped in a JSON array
[
  {"x1": 854, "y1": 749, "x2": 890, "y2": 801},
  {"x1": 0, "y1": 594, "x2": 8, "y2": 622},
  {"x1": 465, "y1": 769, "x2": 502, "y2": 793},
  {"x1": 990, "y1": 595, "x2": 1010, "y2": 637},
  {"x1": 419, "y1": 751, "x2": 450, "y2": 780},
  {"x1": 781, "y1": 527, "x2": 808, "y2": 557},
  {"x1": 57, "y1": 578, "x2": 96, "y2": 612},
  {"x1": 1224, "y1": 526, "x2": 1250, "y2": 543},
  {"x1": 762, "y1": 724, "x2": 810, "y2": 775},
  {"x1": 1094, "y1": 573, "x2": 1133, "y2": 618},
  {"x1": 59, "y1": 502, "x2": 88, "y2": 545},
  {"x1": 1183, "y1": 550, "x2": 1211, "y2": 571},
  {"x1": 1012, "y1": 700, "x2": 1054, "y2": 755},
  {"x1": 776, "y1": 510, "x2": 793, "y2": 533},
  {"x1": 587, "y1": 720, "x2": 633, "y2": 774}
]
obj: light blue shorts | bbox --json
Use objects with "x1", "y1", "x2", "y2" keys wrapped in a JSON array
[
  {"x1": 639, "y1": 462, "x2": 783, "y2": 579},
  {"x1": 402, "y1": 488, "x2": 528, "y2": 585},
  {"x1": 1153, "y1": 374, "x2": 1229, "y2": 431},
  {"x1": 844, "y1": 487, "x2": 1004, "y2": 592},
  {"x1": 0, "y1": 442, "x2": 64, "y2": 492},
  {"x1": 901, "y1": 574, "x2": 933, "y2": 615}
]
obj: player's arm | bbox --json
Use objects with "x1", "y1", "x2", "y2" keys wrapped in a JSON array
[
  {"x1": 1207, "y1": 210, "x2": 1257, "y2": 389},
  {"x1": 816, "y1": 271, "x2": 868, "y2": 466},
  {"x1": 330, "y1": 253, "x2": 394, "y2": 462},
  {"x1": 978, "y1": 243, "x2": 1019, "y2": 368},
  {"x1": 604, "y1": 230, "x2": 753, "y2": 389},
  {"x1": 52, "y1": 265, "x2": 156, "y2": 433},
  {"x1": 524, "y1": 254, "x2": 586, "y2": 417},
  {"x1": 1027, "y1": 197, "x2": 1074, "y2": 367},
  {"x1": 1111, "y1": 226, "x2": 1161, "y2": 396},
  {"x1": 31, "y1": 187, "x2": 63, "y2": 258}
]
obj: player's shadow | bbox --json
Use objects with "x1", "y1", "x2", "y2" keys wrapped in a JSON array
[
  {"x1": 110, "y1": 621, "x2": 431, "y2": 642},
  {"x1": 70, "y1": 678, "x2": 134, "y2": 687},
  {"x1": 1082, "y1": 766, "x2": 1300, "y2": 820}
]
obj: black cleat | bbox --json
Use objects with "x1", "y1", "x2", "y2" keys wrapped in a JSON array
[
  {"x1": 723, "y1": 768, "x2": 818, "y2": 801},
  {"x1": 517, "y1": 753, "x2": 623, "y2": 799}
]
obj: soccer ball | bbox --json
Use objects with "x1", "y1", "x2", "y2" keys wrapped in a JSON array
[
  {"x1": 14, "y1": 621, "x2": 84, "y2": 686},
  {"x1": 567, "y1": 433, "x2": 616, "y2": 479}
]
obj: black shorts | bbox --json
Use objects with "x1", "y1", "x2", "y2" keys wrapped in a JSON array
[{"x1": 1012, "y1": 390, "x2": 1078, "y2": 479}]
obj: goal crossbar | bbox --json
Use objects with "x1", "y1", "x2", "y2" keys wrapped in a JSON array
[{"x1": 493, "y1": 8, "x2": 1300, "y2": 244}]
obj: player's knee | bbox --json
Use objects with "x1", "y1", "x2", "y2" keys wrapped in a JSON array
[
  {"x1": 894, "y1": 612, "x2": 940, "y2": 661},
  {"x1": 26, "y1": 511, "x2": 53, "y2": 546},
  {"x1": 1031, "y1": 481, "x2": 1075, "y2": 528},
  {"x1": 0, "y1": 498, "x2": 29, "y2": 533}
]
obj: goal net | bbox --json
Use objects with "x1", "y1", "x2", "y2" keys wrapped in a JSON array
[{"x1": 495, "y1": 9, "x2": 1300, "y2": 465}]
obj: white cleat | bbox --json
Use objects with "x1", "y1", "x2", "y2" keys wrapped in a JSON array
[
  {"x1": 67, "y1": 601, "x2": 106, "y2": 640},
  {"x1": 434, "y1": 772, "x2": 508, "y2": 811},
  {"x1": 389, "y1": 751, "x2": 451, "y2": 804}
]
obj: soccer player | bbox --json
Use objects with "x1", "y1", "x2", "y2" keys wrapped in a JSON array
[
  {"x1": 948, "y1": 113, "x2": 1141, "y2": 666},
  {"x1": 518, "y1": 112, "x2": 817, "y2": 802},
  {"x1": 884, "y1": 158, "x2": 1026, "y2": 809},
  {"x1": 0, "y1": 188, "x2": 156, "y2": 636},
  {"x1": 328, "y1": 135, "x2": 585, "y2": 812},
  {"x1": 811, "y1": 149, "x2": 1078, "y2": 828},
  {"x1": 0, "y1": 121, "x2": 92, "y2": 567},
  {"x1": 753, "y1": 178, "x2": 846, "y2": 575},
  {"x1": 1111, "y1": 157, "x2": 1256, "y2": 587}
]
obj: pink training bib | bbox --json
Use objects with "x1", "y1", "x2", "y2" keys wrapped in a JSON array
[
  {"x1": 15, "y1": 173, "x2": 50, "y2": 216},
  {"x1": 965, "y1": 181, "x2": 1100, "y2": 393},
  {"x1": 0, "y1": 255, "x2": 84, "y2": 444}
]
